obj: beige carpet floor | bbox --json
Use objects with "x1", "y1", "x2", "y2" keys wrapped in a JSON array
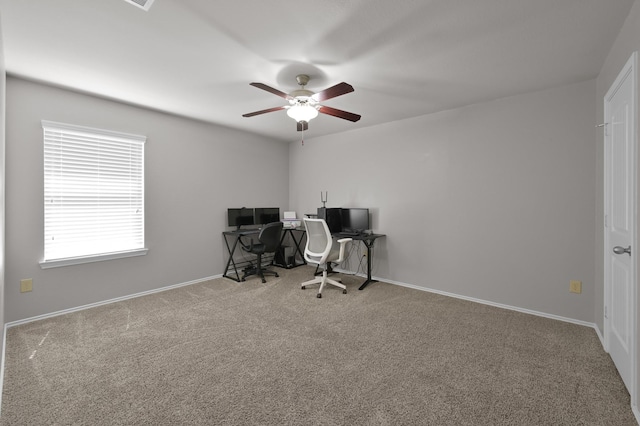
[{"x1": 1, "y1": 266, "x2": 636, "y2": 425}]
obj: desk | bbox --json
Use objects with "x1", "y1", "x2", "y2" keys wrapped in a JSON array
[
  {"x1": 222, "y1": 228, "x2": 260, "y2": 282},
  {"x1": 276, "y1": 227, "x2": 307, "y2": 268},
  {"x1": 333, "y1": 232, "x2": 386, "y2": 290},
  {"x1": 223, "y1": 227, "x2": 307, "y2": 281},
  {"x1": 223, "y1": 228, "x2": 385, "y2": 288}
]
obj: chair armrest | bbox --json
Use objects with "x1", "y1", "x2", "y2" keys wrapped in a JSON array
[
  {"x1": 335, "y1": 237, "x2": 352, "y2": 263},
  {"x1": 239, "y1": 236, "x2": 254, "y2": 252}
]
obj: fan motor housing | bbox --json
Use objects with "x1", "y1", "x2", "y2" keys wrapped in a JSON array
[{"x1": 289, "y1": 89, "x2": 315, "y2": 99}]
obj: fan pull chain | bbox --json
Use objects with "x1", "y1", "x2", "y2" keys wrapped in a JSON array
[{"x1": 301, "y1": 125, "x2": 304, "y2": 145}]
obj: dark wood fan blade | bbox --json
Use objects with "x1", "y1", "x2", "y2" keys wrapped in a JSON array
[
  {"x1": 318, "y1": 105, "x2": 361, "y2": 122},
  {"x1": 297, "y1": 121, "x2": 309, "y2": 132},
  {"x1": 242, "y1": 106, "x2": 286, "y2": 117},
  {"x1": 311, "y1": 82, "x2": 354, "y2": 102},
  {"x1": 249, "y1": 82, "x2": 292, "y2": 100}
]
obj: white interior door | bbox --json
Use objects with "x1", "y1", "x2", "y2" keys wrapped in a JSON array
[{"x1": 604, "y1": 51, "x2": 637, "y2": 397}]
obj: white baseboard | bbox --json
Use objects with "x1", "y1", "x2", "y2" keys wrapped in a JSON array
[
  {"x1": 4, "y1": 274, "x2": 222, "y2": 329},
  {"x1": 13, "y1": 267, "x2": 596, "y2": 336},
  {"x1": 334, "y1": 267, "x2": 598, "y2": 330},
  {"x1": 593, "y1": 323, "x2": 605, "y2": 347},
  {"x1": 0, "y1": 320, "x2": 6, "y2": 416}
]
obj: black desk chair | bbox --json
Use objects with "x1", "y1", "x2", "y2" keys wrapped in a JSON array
[{"x1": 240, "y1": 221, "x2": 283, "y2": 283}]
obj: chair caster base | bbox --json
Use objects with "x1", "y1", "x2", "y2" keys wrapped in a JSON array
[
  {"x1": 317, "y1": 293, "x2": 322, "y2": 298},
  {"x1": 301, "y1": 286, "x2": 306, "y2": 290},
  {"x1": 343, "y1": 290, "x2": 347, "y2": 294}
]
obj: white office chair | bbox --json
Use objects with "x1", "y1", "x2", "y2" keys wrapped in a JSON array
[{"x1": 301, "y1": 218, "x2": 352, "y2": 298}]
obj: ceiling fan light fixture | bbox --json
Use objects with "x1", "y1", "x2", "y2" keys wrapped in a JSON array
[
  {"x1": 287, "y1": 104, "x2": 319, "y2": 123},
  {"x1": 243, "y1": 75, "x2": 360, "y2": 130}
]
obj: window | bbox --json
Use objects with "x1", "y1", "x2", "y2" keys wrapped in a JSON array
[{"x1": 41, "y1": 120, "x2": 147, "y2": 268}]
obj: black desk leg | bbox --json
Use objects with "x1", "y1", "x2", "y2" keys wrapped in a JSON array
[
  {"x1": 223, "y1": 235, "x2": 242, "y2": 282},
  {"x1": 358, "y1": 239, "x2": 378, "y2": 290},
  {"x1": 290, "y1": 231, "x2": 307, "y2": 266}
]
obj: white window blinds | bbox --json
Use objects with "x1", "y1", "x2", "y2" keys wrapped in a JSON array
[{"x1": 42, "y1": 120, "x2": 145, "y2": 263}]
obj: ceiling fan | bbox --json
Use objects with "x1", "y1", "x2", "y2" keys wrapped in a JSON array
[{"x1": 242, "y1": 74, "x2": 361, "y2": 132}]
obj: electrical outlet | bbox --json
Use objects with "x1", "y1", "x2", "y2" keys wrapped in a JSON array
[
  {"x1": 20, "y1": 278, "x2": 33, "y2": 293},
  {"x1": 569, "y1": 280, "x2": 582, "y2": 294}
]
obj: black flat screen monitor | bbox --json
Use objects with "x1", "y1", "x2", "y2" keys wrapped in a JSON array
[
  {"x1": 254, "y1": 207, "x2": 280, "y2": 225},
  {"x1": 227, "y1": 208, "x2": 255, "y2": 229},
  {"x1": 341, "y1": 208, "x2": 369, "y2": 233},
  {"x1": 318, "y1": 207, "x2": 343, "y2": 234}
]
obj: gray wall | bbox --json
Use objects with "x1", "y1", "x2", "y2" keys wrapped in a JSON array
[
  {"x1": 5, "y1": 77, "x2": 289, "y2": 322},
  {"x1": 290, "y1": 79, "x2": 597, "y2": 322},
  {"x1": 5, "y1": 77, "x2": 599, "y2": 325},
  {"x1": 595, "y1": 0, "x2": 640, "y2": 412},
  {"x1": 0, "y1": 17, "x2": 6, "y2": 357}
]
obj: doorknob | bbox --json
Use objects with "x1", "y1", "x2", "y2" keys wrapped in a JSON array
[{"x1": 613, "y1": 245, "x2": 632, "y2": 256}]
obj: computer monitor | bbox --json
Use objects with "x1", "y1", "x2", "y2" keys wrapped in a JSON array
[
  {"x1": 341, "y1": 208, "x2": 369, "y2": 233},
  {"x1": 254, "y1": 207, "x2": 280, "y2": 224},
  {"x1": 227, "y1": 208, "x2": 255, "y2": 229},
  {"x1": 318, "y1": 207, "x2": 343, "y2": 234}
]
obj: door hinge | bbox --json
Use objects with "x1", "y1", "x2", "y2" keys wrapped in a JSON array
[
  {"x1": 604, "y1": 214, "x2": 608, "y2": 228},
  {"x1": 604, "y1": 305, "x2": 608, "y2": 319}
]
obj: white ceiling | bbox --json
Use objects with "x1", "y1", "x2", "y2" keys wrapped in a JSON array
[{"x1": 0, "y1": 0, "x2": 634, "y2": 142}]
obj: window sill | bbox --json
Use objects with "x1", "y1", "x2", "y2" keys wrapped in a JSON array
[{"x1": 39, "y1": 248, "x2": 149, "y2": 269}]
